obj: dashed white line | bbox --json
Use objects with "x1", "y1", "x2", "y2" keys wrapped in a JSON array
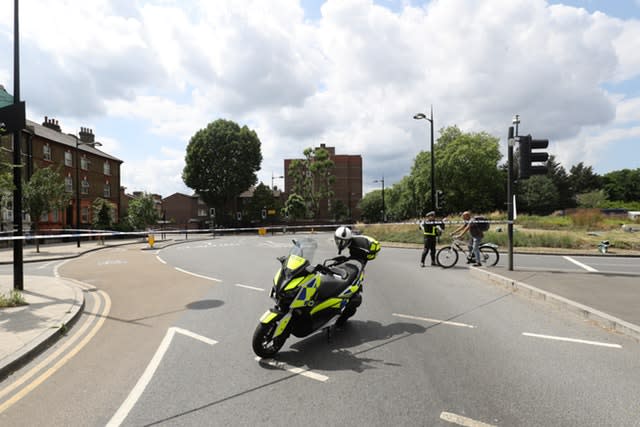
[
  {"x1": 393, "y1": 313, "x2": 476, "y2": 328},
  {"x1": 563, "y1": 256, "x2": 598, "y2": 272},
  {"x1": 235, "y1": 283, "x2": 265, "y2": 292},
  {"x1": 107, "y1": 327, "x2": 217, "y2": 426},
  {"x1": 522, "y1": 332, "x2": 621, "y2": 348},
  {"x1": 255, "y1": 357, "x2": 328, "y2": 382},
  {"x1": 174, "y1": 267, "x2": 222, "y2": 282},
  {"x1": 440, "y1": 411, "x2": 496, "y2": 427}
]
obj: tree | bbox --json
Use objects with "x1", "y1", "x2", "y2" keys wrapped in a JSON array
[
  {"x1": 127, "y1": 193, "x2": 159, "y2": 230},
  {"x1": 282, "y1": 193, "x2": 306, "y2": 222},
  {"x1": 23, "y1": 166, "x2": 70, "y2": 253},
  {"x1": 602, "y1": 168, "x2": 640, "y2": 202},
  {"x1": 359, "y1": 190, "x2": 384, "y2": 223},
  {"x1": 248, "y1": 182, "x2": 279, "y2": 221},
  {"x1": 546, "y1": 156, "x2": 573, "y2": 209},
  {"x1": 517, "y1": 175, "x2": 559, "y2": 215},
  {"x1": 415, "y1": 126, "x2": 502, "y2": 214},
  {"x1": 287, "y1": 146, "x2": 335, "y2": 218},
  {"x1": 568, "y1": 162, "x2": 601, "y2": 195},
  {"x1": 576, "y1": 190, "x2": 608, "y2": 208},
  {"x1": 182, "y1": 119, "x2": 262, "y2": 215},
  {"x1": 92, "y1": 198, "x2": 114, "y2": 230}
]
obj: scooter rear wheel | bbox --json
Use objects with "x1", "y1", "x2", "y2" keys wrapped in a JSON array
[{"x1": 252, "y1": 322, "x2": 286, "y2": 358}]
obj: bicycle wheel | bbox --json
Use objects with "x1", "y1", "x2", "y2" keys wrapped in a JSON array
[
  {"x1": 479, "y1": 246, "x2": 499, "y2": 267},
  {"x1": 436, "y1": 246, "x2": 458, "y2": 268}
]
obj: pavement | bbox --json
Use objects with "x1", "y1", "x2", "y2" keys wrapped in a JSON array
[{"x1": 1, "y1": 238, "x2": 639, "y2": 382}]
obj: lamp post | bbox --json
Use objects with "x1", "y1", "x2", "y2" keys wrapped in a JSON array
[
  {"x1": 373, "y1": 176, "x2": 385, "y2": 223},
  {"x1": 413, "y1": 105, "x2": 435, "y2": 213},
  {"x1": 74, "y1": 134, "x2": 102, "y2": 247},
  {"x1": 271, "y1": 171, "x2": 284, "y2": 190}
]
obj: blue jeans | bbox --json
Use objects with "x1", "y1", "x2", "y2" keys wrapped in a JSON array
[{"x1": 468, "y1": 237, "x2": 481, "y2": 263}]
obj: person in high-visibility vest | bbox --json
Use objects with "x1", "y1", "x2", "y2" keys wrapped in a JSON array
[{"x1": 419, "y1": 211, "x2": 443, "y2": 267}]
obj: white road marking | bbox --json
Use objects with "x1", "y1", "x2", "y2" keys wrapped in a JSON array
[
  {"x1": 36, "y1": 261, "x2": 56, "y2": 270},
  {"x1": 255, "y1": 357, "x2": 329, "y2": 382},
  {"x1": 563, "y1": 256, "x2": 598, "y2": 272},
  {"x1": 522, "y1": 332, "x2": 622, "y2": 348},
  {"x1": 107, "y1": 327, "x2": 217, "y2": 427},
  {"x1": 440, "y1": 411, "x2": 496, "y2": 427},
  {"x1": 392, "y1": 313, "x2": 476, "y2": 329},
  {"x1": 235, "y1": 283, "x2": 265, "y2": 292},
  {"x1": 156, "y1": 255, "x2": 166, "y2": 264},
  {"x1": 174, "y1": 267, "x2": 222, "y2": 282}
]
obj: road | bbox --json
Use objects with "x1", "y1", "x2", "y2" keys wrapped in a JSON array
[{"x1": 1, "y1": 234, "x2": 639, "y2": 426}]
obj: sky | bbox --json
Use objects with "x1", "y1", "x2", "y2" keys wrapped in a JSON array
[{"x1": 1, "y1": 0, "x2": 639, "y2": 197}]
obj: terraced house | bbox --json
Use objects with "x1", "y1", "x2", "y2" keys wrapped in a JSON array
[{"x1": 0, "y1": 113, "x2": 123, "y2": 233}]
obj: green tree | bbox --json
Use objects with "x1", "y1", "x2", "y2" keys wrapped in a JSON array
[
  {"x1": 127, "y1": 193, "x2": 159, "y2": 230},
  {"x1": 576, "y1": 190, "x2": 608, "y2": 208},
  {"x1": 546, "y1": 156, "x2": 573, "y2": 209},
  {"x1": 182, "y1": 119, "x2": 262, "y2": 216},
  {"x1": 414, "y1": 126, "x2": 502, "y2": 214},
  {"x1": 568, "y1": 162, "x2": 601, "y2": 194},
  {"x1": 602, "y1": 168, "x2": 640, "y2": 202},
  {"x1": 92, "y1": 198, "x2": 114, "y2": 230},
  {"x1": 287, "y1": 146, "x2": 335, "y2": 218},
  {"x1": 248, "y1": 183, "x2": 279, "y2": 221},
  {"x1": 517, "y1": 175, "x2": 559, "y2": 215},
  {"x1": 282, "y1": 193, "x2": 307, "y2": 222},
  {"x1": 23, "y1": 166, "x2": 70, "y2": 253},
  {"x1": 359, "y1": 190, "x2": 384, "y2": 223}
]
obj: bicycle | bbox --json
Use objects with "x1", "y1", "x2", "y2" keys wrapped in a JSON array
[{"x1": 436, "y1": 238, "x2": 499, "y2": 268}]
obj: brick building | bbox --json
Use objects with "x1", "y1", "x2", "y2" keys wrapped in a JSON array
[
  {"x1": 162, "y1": 192, "x2": 210, "y2": 229},
  {"x1": 0, "y1": 116, "x2": 123, "y2": 231},
  {"x1": 284, "y1": 144, "x2": 362, "y2": 220}
]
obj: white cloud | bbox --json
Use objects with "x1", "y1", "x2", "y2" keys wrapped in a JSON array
[{"x1": 2, "y1": 0, "x2": 639, "y2": 197}]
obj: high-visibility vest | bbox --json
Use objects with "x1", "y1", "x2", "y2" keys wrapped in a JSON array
[{"x1": 421, "y1": 222, "x2": 437, "y2": 236}]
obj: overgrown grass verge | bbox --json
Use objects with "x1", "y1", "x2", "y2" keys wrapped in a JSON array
[{"x1": 0, "y1": 290, "x2": 27, "y2": 308}]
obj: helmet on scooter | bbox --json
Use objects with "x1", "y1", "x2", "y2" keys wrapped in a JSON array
[{"x1": 334, "y1": 226, "x2": 353, "y2": 253}]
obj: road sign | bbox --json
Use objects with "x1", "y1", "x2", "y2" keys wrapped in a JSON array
[{"x1": 0, "y1": 101, "x2": 25, "y2": 135}]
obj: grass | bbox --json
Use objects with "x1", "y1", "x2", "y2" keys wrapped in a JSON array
[
  {"x1": 356, "y1": 211, "x2": 640, "y2": 253},
  {"x1": 0, "y1": 290, "x2": 27, "y2": 308}
]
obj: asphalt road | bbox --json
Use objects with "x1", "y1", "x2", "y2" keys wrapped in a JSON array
[{"x1": 1, "y1": 235, "x2": 639, "y2": 426}]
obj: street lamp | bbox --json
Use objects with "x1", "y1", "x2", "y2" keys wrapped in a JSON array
[
  {"x1": 373, "y1": 176, "x2": 385, "y2": 223},
  {"x1": 74, "y1": 134, "x2": 102, "y2": 247},
  {"x1": 413, "y1": 105, "x2": 435, "y2": 214},
  {"x1": 271, "y1": 171, "x2": 284, "y2": 190}
]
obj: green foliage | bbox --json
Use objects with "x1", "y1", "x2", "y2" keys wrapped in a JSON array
[
  {"x1": 182, "y1": 119, "x2": 262, "y2": 211},
  {"x1": 248, "y1": 183, "x2": 279, "y2": 221},
  {"x1": 127, "y1": 193, "x2": 159, "y2": 230},
  {"x1": 0, "y1": 290, "x2": 26, "y2": 308},
  {"x1": 359, "y1": 189, "x2": 384, "y2": 222},
  {"x1": 282, "y1": 193, "x2": 306, "y2": 221},
  {"x1": 287, "y1": 147, "x2": 335, "y2": 218},
  {"x1": 602, "y1": 168, "x2": 640, "y2": 202},
  {"x1": 576, "y1": 190, "x2": 608, "y2": 208},
  {"x1": 91, "y1": 198, "x2": 115, "y2": 230},
  {"x1": 517, "y1": 175, "x2": 559, "y2": 215},
  {"x1": 410, "y1": 126, "x2": 503, "y2": 215}
]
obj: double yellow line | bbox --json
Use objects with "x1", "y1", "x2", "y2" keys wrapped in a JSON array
[{"x1": 0, "y1": 280, "x2": 111, "y2": 413}]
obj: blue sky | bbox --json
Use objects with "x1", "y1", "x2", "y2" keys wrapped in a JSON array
[{"x1": 1, "y1": 0, "x2": 639, "y2": 197}]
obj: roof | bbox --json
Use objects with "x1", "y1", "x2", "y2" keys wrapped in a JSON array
[
  {"x1": 0, "y1": 85, "x2": 13, "y2": 107},
  {"x1": 25, "y1": 119, "x2": 123, "y2": 163}
]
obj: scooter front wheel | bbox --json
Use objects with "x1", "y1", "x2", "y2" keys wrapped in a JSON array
[{"x1": 252, "y1": 322, "x2": 286, "y2": 358}]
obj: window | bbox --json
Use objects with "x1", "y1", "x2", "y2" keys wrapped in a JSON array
[
  {"x1": 65, "y1": 151, "x2": 73, "y2": 167},
  {"x1": 81, "y1": 207, "x2": 89, "y2": 224},
  {"x1": 43, "y1": 144, "x2": 52, "y2": 161},
  {"x1": 65, "y1": 176, "x2": 73, "y2": 192},
  {"x1": 81, "y1": 177, "x2": 89, "y2": 195},
  {"x1": 103, "y1": 161, "x2": 111, "y2": 176},
  {"x1": 3, "y1": 199, "x2": 13, "y2": 222},
  {"x1": 103, "y1": 182, "x2": 111, "y2": 198},
  {"x1": 81, "y1": 155, "x2": 88, "y2": 170},
  {"x1": 198, "y1": 208, "x2": 207, "y2": 217},
  {"x1": 52, "y1": 210, "x2": 59, "y2": 222}
]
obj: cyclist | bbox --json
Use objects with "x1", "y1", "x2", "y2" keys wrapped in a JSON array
[{"x1": 450, "y1": 211, "x2": 483, "y2": 266}]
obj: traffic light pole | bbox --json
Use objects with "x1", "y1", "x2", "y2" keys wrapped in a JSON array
[{"x1": 507, "y1": 126, "x2": 514, "y2": 271}]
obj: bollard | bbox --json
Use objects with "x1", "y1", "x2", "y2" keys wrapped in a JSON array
[{"x1": 148, "y1": 234, "x2": 155, "y2": 248}]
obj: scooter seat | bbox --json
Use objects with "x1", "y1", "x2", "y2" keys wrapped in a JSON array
[{"x1": 315, "y1": 263, "x2": 360, "y2": 301}]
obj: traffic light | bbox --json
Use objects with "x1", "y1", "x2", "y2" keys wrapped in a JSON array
[
  {"x1": 436, "y1": 190, "x2": 445, "y2": 209},
  {"x1": 518, "y1": 134, "x2": 549, "y2": 179}
]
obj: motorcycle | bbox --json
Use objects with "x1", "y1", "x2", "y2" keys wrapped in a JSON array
[{"x1": 252, "y1": 237, "x2": 376, "y2": 358}]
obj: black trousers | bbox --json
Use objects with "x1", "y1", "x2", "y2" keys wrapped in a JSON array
[{"x1": 421, "y1": 236, "x2": 436, "y2": 264}]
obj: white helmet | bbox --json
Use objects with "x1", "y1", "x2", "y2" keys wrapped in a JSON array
[{"x1": 334, "y1": 226, "x2": 352, "y2": 253}]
